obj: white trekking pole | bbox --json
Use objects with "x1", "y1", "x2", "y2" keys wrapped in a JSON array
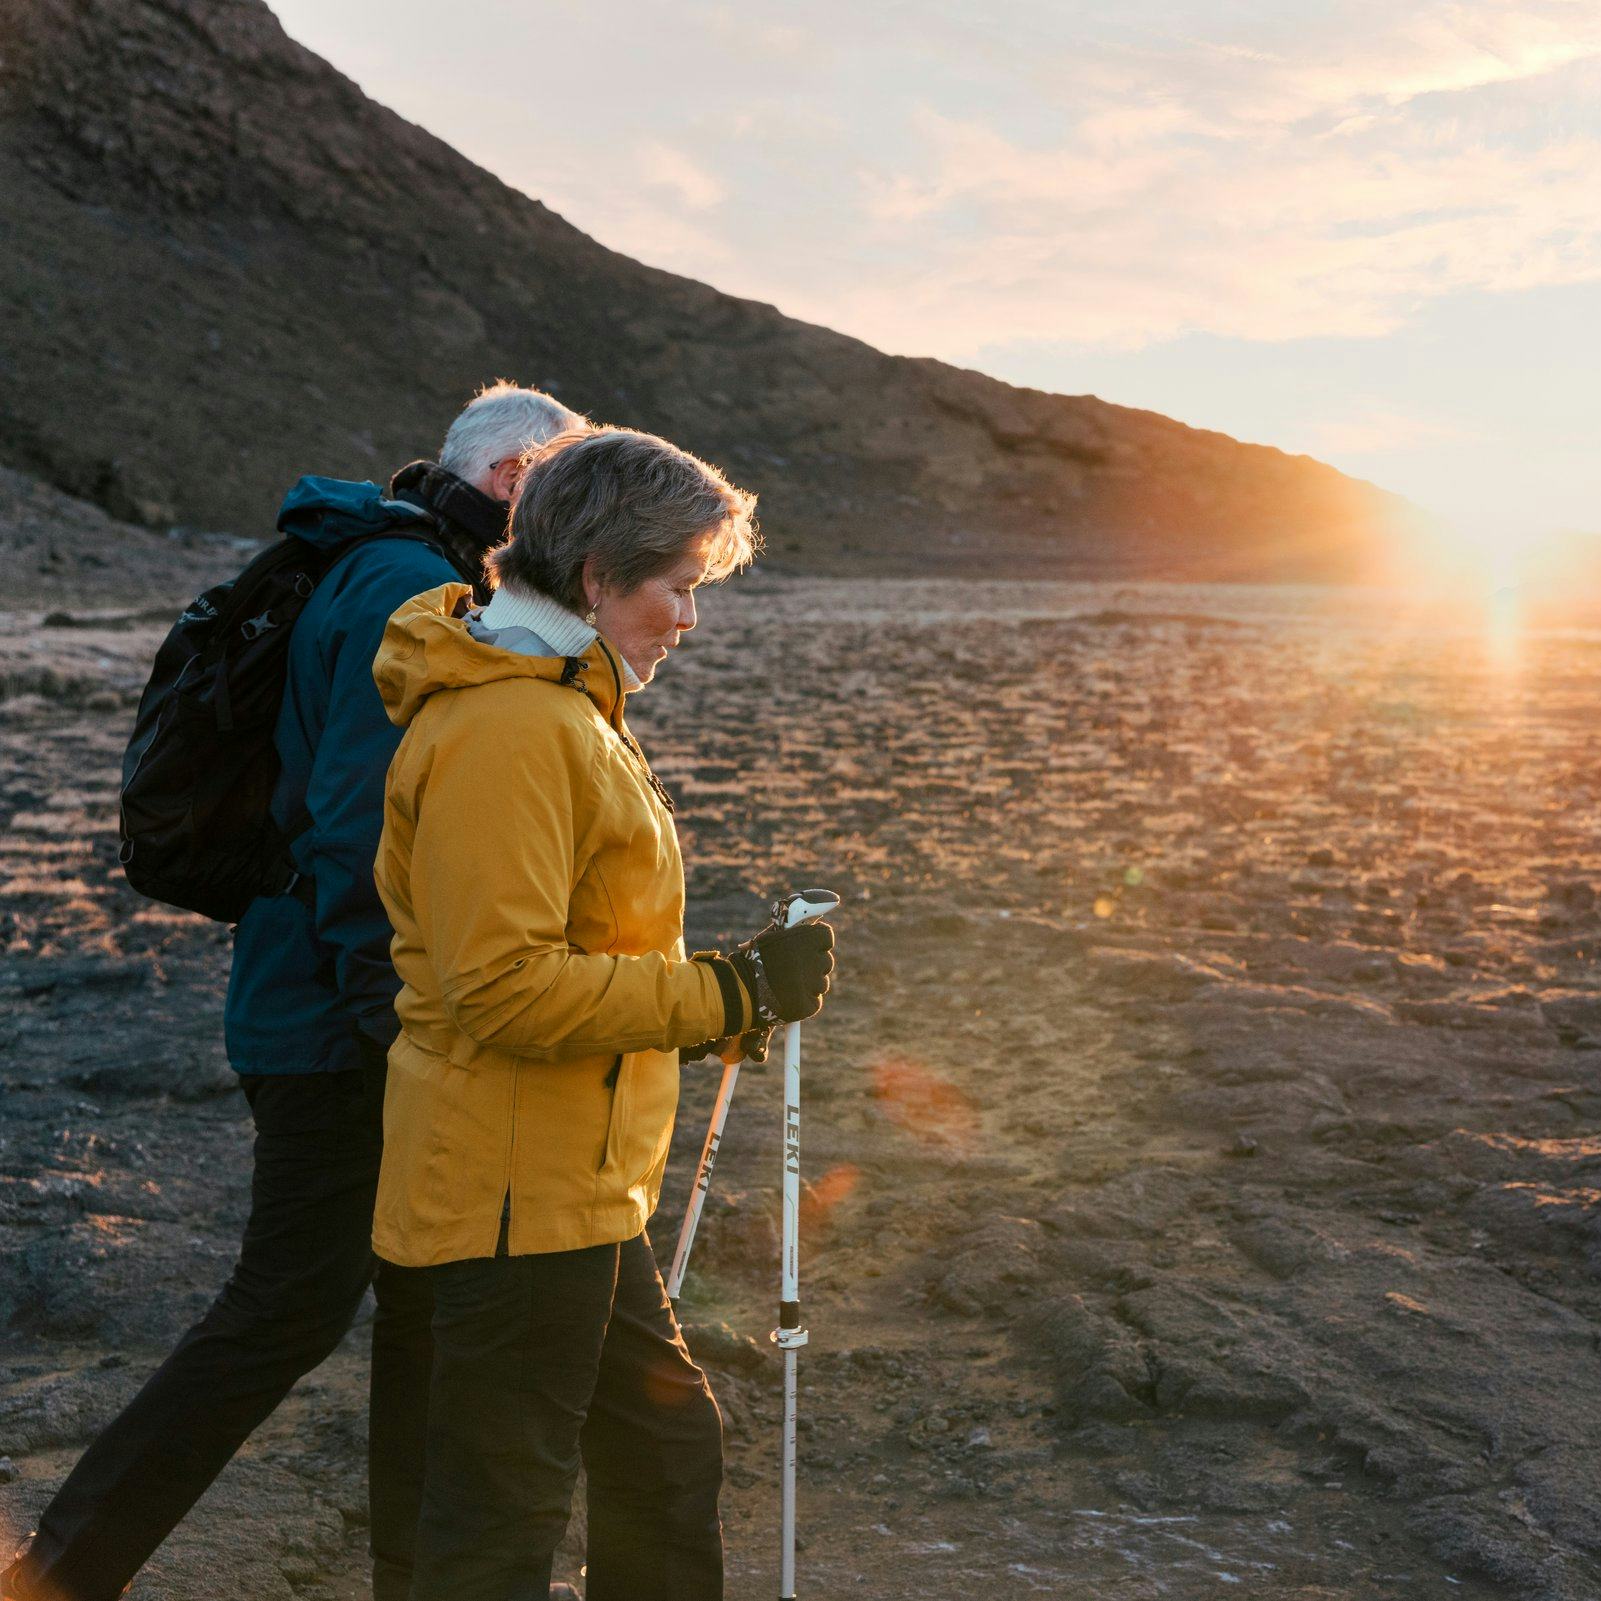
[
  {"x1": 666, "y1": 1050, "x2": 741, "y2": 1308},
  {"x1": 770, "y1": 887, "x2": 840, "y2": 1601},
  {"x1": 666, "y1": 889, "x2": 838, "y2": 1310}
]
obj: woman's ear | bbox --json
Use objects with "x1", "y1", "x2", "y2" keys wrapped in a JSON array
[{"x1": 580, "y1": 554, "x2": 602, "y2": 615}]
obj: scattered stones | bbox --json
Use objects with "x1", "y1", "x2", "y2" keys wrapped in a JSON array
[
  {"x1": 1541, "y1": 993, "x2": 1601, "y2": 1045},
  {"x1": 682, "y1": 1320, "x2": 767, "y2": 1376},
  {"x1": 6, "y1": 958, "x2": 154, "y2": 1000},
  {"x1": 6, "y1": 574, "x2": 1601, "y2": 1598}
]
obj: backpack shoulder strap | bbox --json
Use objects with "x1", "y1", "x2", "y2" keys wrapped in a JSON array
[
  {"x1": 354, "y1": 502, "x2": 483, "y2": 589},
  {"x1": 273, "y1": 520, "x2": 472, "y2": 861}
]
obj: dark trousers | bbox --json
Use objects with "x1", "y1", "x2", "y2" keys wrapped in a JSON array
[
  {"x1": 14, "y1": 1063, "x2": 434, "y2": 1601},
  {"x1": 415, "y1": 1230, "x2": 724, "y2": 1601}
]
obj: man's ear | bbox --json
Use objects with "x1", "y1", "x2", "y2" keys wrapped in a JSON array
[{"x1": 488, "y1": 456, "x2": 522, "y2": 503}]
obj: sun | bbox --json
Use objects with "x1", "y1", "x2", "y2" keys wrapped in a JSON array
[{"x1": 1380, "y1": 516, "x2": 1601, "y2": 671}]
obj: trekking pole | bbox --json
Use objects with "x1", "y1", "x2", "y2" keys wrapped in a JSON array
[
  {"x1": 667, "y1": 889, "x2": 838, "y2": 1307},
  {"x1": 666, "y1": 1050, "x2": 741, "y2": 1308},
  {"x1": 770, "y1": 887, "x2": 841, "y2": 1601}
]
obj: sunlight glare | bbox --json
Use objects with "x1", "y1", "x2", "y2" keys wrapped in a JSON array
[
  {"x1": 1392, "y1": 515, "x2": 1601, "y2": 671},
  {"x1": 870, "y1": 1054, "x2": 979, "y2": 1150}
]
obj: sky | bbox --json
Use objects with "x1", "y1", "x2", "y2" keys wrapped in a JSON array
[{"x1": 272, "y1": 0, "x2": 1601, "y2": 546}]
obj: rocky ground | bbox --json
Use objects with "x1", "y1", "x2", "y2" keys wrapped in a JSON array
[{"x1": 3, "y1": 569, "x2": 1600, "y2": 1598}]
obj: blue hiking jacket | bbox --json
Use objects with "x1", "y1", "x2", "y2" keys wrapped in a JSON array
[{"x1": 223, "y1": 476, "x2": 467, "y2": 1074}]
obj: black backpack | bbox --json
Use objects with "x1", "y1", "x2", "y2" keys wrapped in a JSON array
[{"x1": 118, "y1": 523, "x2": 451, "y2": 922}]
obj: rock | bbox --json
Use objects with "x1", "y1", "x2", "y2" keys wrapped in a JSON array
[
  {"x1": 1085, "y1": 948, "x2": 1224, "y2": 1001},
  {"x1": 1030, "y1": 1293, "x2": 1153, "y2": 1423},
  {"x1": 1231, "y1": 1215, "x2": 1336, "y2": 1280},
  {"x1": 675, "y1": 1187, "x2": 778, "y2": 1286},
  {"x1": 1544, "y1": 878, "x2": 1596, "y2": 914},
  {"x1": 0, "y1": 1365, "x2": 142, "y2": 1454},
  {"x1": 1542, "y1": 992, "x2": 1601, "y2": 1044},
  {"x1": 682, "y1": 1320, "x2": 767, "y2": 1376},
  {"x1": 1394, "y1": 998, "x2": 1541, "y2": 1031},
  {"x1": 66, "y1": 1056, "x2": 237, "y2": 1102},
  {"x1": 927, "y1": 1215, "x2": 1050, "y2": 1315},
  {"x1": 8, "y1": 957, "x2": 154, "y2": 999}
]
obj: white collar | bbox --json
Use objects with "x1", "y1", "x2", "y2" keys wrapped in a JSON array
[
  {"x1": 481, "y1": 583, "x2": 598, "y2": 658},
  {"x1": 480, "y1": 582, "x2": 642, "y2": 689}
]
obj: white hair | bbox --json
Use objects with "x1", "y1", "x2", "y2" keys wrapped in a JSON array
[{"x1": 438, "y1": 380, "x2": 587, "y2": 488}]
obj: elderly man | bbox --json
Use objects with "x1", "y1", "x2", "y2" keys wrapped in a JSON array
[{"x1": 5, "y1": 383, "x2": 586, "y2": 1601}]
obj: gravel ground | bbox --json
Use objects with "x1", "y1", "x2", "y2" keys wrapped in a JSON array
[{"x1": 3, "y1": 573, "x2": 1600, "y2": 1598}]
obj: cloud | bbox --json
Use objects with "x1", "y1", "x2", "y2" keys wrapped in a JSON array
[
  {"x1": 795, "y1": 2, "x2": 1601, "y2": 357},
  {"x1": 299, "y1": 0, "x2": 1601, "y2": 366},
  {"x1": 637, "y1": 141, "x2": 726, "y2": 211},
  {"x1": 1236, "y1": 3, "x2": 1601, "y2": 119}
]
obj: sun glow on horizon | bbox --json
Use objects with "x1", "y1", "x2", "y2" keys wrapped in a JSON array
[
  {"x1": 1375, "y1": 516, "x2": 1601, "y2": 672},
  {"x1": 1394, "y1": 518, "x2": 1601, "y2": 601}
]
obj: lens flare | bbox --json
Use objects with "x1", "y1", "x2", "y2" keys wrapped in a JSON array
[
  {"x1": 802, "y1": 1162, "x2": 861, "y2": 1232},
  {"x1": 871, "y1": 1053, "x2": 979, "y2": 1149}
]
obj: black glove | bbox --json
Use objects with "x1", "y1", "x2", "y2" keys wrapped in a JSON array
[{"x1": 728, "y1": 921, "x2": 835, "y2": 1027}]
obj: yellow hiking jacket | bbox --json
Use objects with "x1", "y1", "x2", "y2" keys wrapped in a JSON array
[{"x1": 369, "y1": 584, "x2": 745, "y2": 1266}]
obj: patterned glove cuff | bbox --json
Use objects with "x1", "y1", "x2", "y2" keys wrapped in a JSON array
[
  {"x1": 693, "y1": 952, "x2": 754, "y2": 1037},
  {"x1": 741, "y1": 944, "x2": 783, "y2": 1029}
]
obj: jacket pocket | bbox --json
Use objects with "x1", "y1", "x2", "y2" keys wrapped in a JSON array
[
  {"x1": 598, "y1": 1049, "x2": 679, "y2": 1191},
  {"x1": 598, "y1": 1054, "x2": 626, "y2": 1172}
]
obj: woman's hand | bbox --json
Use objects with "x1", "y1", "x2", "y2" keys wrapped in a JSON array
[{"x1": 728, "y1": 921, "x2": 836, "y2": 1026}]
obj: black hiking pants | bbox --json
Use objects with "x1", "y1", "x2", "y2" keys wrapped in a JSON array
[
  {"x1": 412, "y1": 1230, "x2": 724, "y2": 1601},
  {"x1": 13, "y1": 1060, "x2": 433, "y2": 1601}
]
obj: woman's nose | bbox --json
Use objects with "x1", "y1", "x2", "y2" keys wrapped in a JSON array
[{"x1": 679, "y1": 591, "x2": 698, "y2": 632}]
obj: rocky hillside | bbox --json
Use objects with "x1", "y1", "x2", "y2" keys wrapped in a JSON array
[{"x1": 0, "y1": 0, "x2": 1416, "y2": 579}]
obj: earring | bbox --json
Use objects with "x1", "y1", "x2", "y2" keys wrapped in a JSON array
[{"x1": 584, "y1": 606, "x2": 597, "y2": 626}]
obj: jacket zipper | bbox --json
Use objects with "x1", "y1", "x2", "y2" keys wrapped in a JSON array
[{"x1": 594, "y1": 640, "x2": 675, "y2": 813}]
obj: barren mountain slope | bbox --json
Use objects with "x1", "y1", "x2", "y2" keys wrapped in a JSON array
[{"x1": 0, "y1": 0, "x2": 1412, "y2": 577}]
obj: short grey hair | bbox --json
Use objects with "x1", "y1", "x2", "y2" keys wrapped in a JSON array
[
  {"x1": 489, "y1": 428, "x2": 759, "y2": 610},
  {"x1": 438, "y1": 380, "x2": 587, "y2": 487}
]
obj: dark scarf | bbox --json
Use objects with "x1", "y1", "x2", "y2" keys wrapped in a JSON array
[{"x1": 388, "y1": 460, "x2": 509, "y2": 598}]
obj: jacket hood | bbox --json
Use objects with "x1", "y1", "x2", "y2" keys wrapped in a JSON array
[
  {"x1": 374, "y1": 584, "x2": 629, "y2": 730},
  {"x1": 276, "y1": 474, "x2": 436, "y2": 551}
]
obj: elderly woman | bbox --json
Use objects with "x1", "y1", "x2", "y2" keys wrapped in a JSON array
[{"x1": 369, "y1": 427, "x2": 835, "y2": 1601}]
